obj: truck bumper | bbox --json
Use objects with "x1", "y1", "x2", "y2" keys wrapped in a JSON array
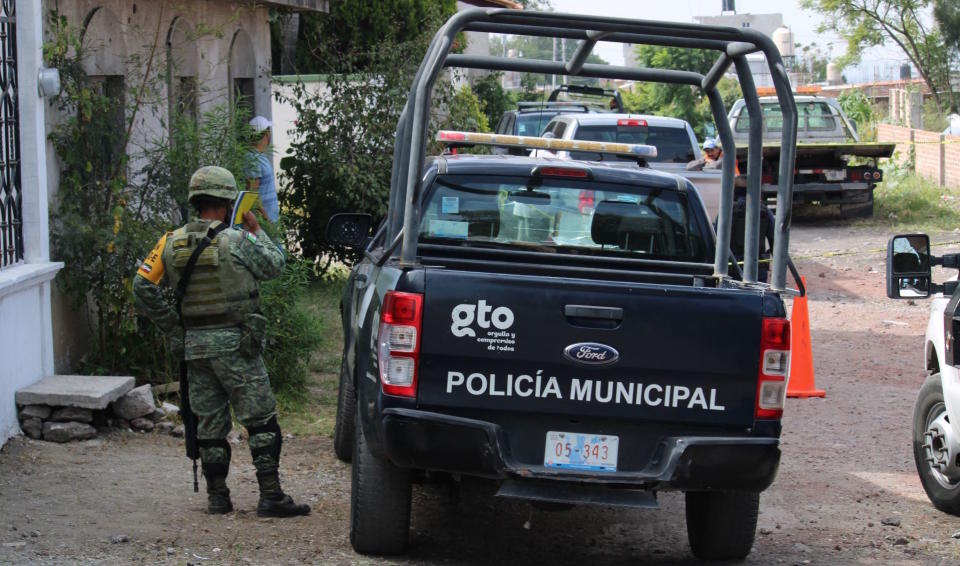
[
  {"x1": 381, "y1": 408, "x2": 780, "y2": 492},
  {"x1": 763, "y1": 182, "x2": 873, "y2": 205}
]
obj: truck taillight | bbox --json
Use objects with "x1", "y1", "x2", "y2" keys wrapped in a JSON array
[
  {"x1": 378, "y1": 291, "x2": 423, "y2": 398},
  {"x1": 617, "y1": 118, "x2": 647, "y2": 127},
  {"x1": 756, "y1": 317, "x2": 790, "y2": 419}
]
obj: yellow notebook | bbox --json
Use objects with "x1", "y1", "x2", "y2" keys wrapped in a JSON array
[{"x1": 230, "y1": 191, "x2": 261, "y2": 228}]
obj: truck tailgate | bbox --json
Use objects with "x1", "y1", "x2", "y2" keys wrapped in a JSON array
[{"x1": 418, "y1": 268, "x2": 764, "y2": 427}]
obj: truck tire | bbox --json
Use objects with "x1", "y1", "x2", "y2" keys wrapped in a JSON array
[
  {"x1": 685, "y1": 491, "x2": 759, "y2": 561},
  {"x1": 914, "y1": 373, "x2": 960, "y2": 515},
  {"x1": 840, "y1": 192, "x2": 874, "y2": 219},
  {"x1": 350, "y1": 411, "x2": 412, "y2": 555},
  {"x1": 333, "y1": 359, "x2": 355, "y2": 462}
]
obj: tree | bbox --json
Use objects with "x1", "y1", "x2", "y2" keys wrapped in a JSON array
[
  {"x1": 934, "y1": 0, "x2": 960, "y2": 58},
  {"x1": 291, "y1": 0, "x2": 458, "y2": 73},
  {"x1": 621, "y1": 46, "x2": 740, "y2": 139},
  {"x1": 934, "y1": 0, "x2": 960, "y2": 48},
  {"x1": 797, "y1": 43, "x2": 831, "y2": 83},
  {"x1": 800, "y1": 0, "x2": 958, "y2": 113},
  {"x1": 471, "y1": 72, "x2": 511, "y2": 129}
]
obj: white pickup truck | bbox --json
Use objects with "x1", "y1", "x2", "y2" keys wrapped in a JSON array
[
  {"x1": 533, "y1": 113, "x2": 724, "y2": 220},
  {"x1": 886, "y1": 233, "x2": 960, "y2": 514}
]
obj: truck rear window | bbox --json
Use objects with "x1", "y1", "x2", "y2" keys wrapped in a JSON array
[
  {"x1": 515, "y1": 112, "x2": 562, "y2": 137},
  {"x1": 419, "y1": 175, "x2": 709, "y2": 262},
  {"x1": 735, "y1": 102, "x2": 838, "y2": 133},
  {"x1": 569, "y1": 125, "x2": 695, "y2": 163}
]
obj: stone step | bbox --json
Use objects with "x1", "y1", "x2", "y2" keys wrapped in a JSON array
[{"x1": 15, "y1": 375, "x2": 135, "y2": 410}]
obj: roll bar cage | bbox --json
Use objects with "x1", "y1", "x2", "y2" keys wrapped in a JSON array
[{"x1": 387, "y1": 8, "x2": 798, "y2": 291}]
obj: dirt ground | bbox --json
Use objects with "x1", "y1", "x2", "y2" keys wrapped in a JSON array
[{"x1": 4, "y1": 220, "x2": 960, "y2": 565}]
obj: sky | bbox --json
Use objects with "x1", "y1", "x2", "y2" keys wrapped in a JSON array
[{"x1": 544, "y1": 0, "x2": 911, "y2": 83}]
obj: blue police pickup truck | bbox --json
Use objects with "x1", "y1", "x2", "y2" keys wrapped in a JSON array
[{"x1": 325, "y1": 8, "x2": 803, "y2": 563}]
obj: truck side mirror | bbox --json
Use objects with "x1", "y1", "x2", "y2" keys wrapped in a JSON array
[
  {"x1": 326, "y1": 213, "x2": 372, "y2": 248},
  {"x1": 887, "y1": 233, "x2": 932, "y2": 299}
]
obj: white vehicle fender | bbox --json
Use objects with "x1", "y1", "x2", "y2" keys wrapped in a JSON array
[{"x1": 928, "y1": 291, "x2": 960, "y2": 438}]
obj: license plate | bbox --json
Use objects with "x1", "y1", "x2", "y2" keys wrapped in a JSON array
[
  {"x1": 544, "y1": 431, "x2": 619, "y2": 472},
  {"x1": 825, "y1": 169, "x2": 846, "y2": 181}
]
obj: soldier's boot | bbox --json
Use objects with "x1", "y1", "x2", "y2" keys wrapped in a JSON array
[
  {"x1": 199, "y1": 439, "x2": 233, "y2": 514},
  {"x1": 255, "y1": 470, "x2": 311, "y2": 518},
  {"x1": 205, "y1": 475, "x2": 233, "y2": 514},
  {"x1": 247, "y1": 417, "x2": 310, "y2": 518}
]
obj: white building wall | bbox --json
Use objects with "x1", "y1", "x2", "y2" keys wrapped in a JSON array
[
  {"x1": 0, "y1": 0, "x2": 62, "y2": 445},
  {"x1": 271, "y1": 78, "x2": 332, "y2": 175}
]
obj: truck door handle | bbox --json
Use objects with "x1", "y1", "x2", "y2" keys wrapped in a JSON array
[{"x1": 564, "y1": 305, "x2": 623, "y2": 329}]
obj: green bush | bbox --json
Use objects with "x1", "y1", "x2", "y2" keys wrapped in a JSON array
[
  {"x1": 838, "y1": 89, "x2": 878, "y2": 141},
  {"x1": 261, "y1": 258, "x2": 324, "y2": 396}
]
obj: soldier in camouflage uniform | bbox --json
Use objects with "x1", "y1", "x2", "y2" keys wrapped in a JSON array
[{"x1": 133, "y1": 166, "x2": 310, "y2": 517}]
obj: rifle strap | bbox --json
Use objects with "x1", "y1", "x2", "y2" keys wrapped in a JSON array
[{"x1": 174, "y1": 221, "x2": 230, "y2": 318}]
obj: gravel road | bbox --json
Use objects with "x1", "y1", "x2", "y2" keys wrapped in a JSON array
[{"x1": 3, "y1": 222, "x2": 960, "y2": 565}]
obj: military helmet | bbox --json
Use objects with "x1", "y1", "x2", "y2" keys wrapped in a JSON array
[{"x1": 188, "y1": 166, "x2": 238, "y2": 203}]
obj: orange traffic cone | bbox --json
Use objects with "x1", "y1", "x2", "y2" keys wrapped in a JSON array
[{"x1": 787, "y1": 276, "x2": 825, "y2": 398}]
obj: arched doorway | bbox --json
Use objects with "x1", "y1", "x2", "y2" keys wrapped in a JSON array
[
  {"x1": 166, "y1": 16, "x2": 199, "y2": 125},
  {"x1": 228, "y1": 29, "x2": 256, "y2": 116}
]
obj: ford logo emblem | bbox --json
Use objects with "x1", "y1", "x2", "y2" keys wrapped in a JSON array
[{"x1": 563, "y1": 342, "x2": 620, "y2": 365}]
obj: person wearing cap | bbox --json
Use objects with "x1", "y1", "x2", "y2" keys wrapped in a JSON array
[
  {"x1": 686, "y1": 138, "x2": 723, "y2": 171},
  {"x1": 133, "y1": 166, "x2": 309, "y2": 518},
  {"x1": 247, "y1": 116, "x2": 280, "y2": 223}
]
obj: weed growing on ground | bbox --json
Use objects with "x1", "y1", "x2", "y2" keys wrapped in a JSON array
[{"x1": 873, "y1": 165, "x2": 960, "y2": 230}]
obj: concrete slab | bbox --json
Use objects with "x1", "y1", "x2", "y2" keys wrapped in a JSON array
[{"x1": 15, "y1": 375, "x2": 135, "y2": 410}]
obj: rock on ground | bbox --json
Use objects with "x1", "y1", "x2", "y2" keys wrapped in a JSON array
[
  {"x1": 154, "y1": 422, "x2": 175, "y2": 435},
  {"x1": 18, "y1": 405, "x2": 51, "y2": 420},
  {"x1": 21, "y1": 418, "x2": 42, "y2": 440},
  {"x1": 111, "y1": 385, "x2": 155, "y2": 420},
  {"x1": 42, "y1": 421, "x2": 97, "y2": 443},
  {"x1": 49, "y1": 407, "x2": 93, "y2": 423},
  {"x1": 130, "y1": 418, "x2": 154, "y2": 432}
]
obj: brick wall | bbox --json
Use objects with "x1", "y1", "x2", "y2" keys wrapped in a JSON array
[
  {"x1": 876, "y1": 123, "x2": 913, "y2": 165},
  {"x1": 946, "y1": 134, "x2": 960, "y2": 188},
  {"x1": 914, "y1": 130, "x2": 943, "y2": 184},
  {"x1": 878, "y1": 124, "x2": 960, "y2": 189}
]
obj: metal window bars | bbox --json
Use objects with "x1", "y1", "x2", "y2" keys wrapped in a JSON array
[
  {"x1": 387, "y1": 9, "x2": 797, "y2": 291},
  {"x1": 0, "y1": 0, "x2": 20, "y2": 269}
]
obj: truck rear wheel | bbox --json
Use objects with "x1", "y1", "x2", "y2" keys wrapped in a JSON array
[
  {"x1": 914, "y1": 373, "x2": 960, "y2": 515},
  {"x1": 333, "y1": 359, "x2": 355, "y2": 462},
  {"x1": 840, "y1": 192, "x2": 874, "y2": 219},
  {"x1": 350, "y1": 411, "x2": 412, "y2": 555},
  {"x1": 685, "y1": 490, "x2": 759, "y2": 560}
]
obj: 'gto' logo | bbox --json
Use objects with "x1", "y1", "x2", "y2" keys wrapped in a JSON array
[{"x1": 563, "y1": 343, "x2": 620, "y2": 365}]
